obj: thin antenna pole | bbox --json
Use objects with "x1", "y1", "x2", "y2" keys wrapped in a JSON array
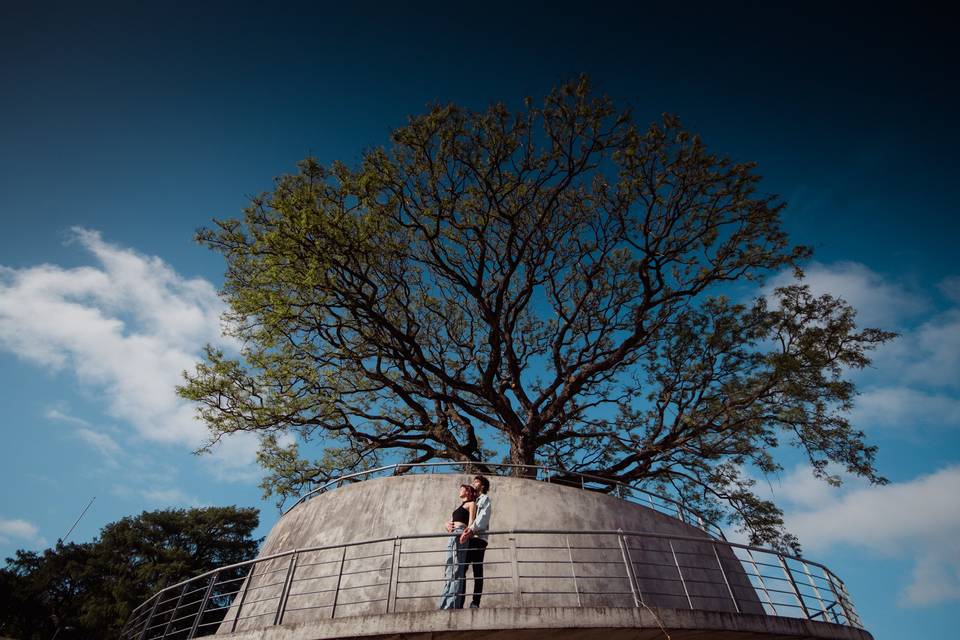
[{"x1": 63, "y1": 496, "x2": 95, "y2": 542}]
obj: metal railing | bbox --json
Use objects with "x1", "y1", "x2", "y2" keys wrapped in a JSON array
[
  {"x1": 286, "y1": 462, "x2": 725, "y2": 539},
  {"x1": 119, "y1": 528, "x2": 862, "y2": 639}
]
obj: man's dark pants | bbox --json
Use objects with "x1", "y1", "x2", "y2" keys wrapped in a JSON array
[{"x1": 465, "y1": 538, "x2": 488, "y2": 606}]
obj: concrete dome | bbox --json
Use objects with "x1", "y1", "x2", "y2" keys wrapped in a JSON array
[{"x1": 207, "y1": 474, "x2": 869, "y2": 640}]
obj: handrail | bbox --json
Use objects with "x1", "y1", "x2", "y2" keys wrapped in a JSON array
[
  {"x1": 284, "y1": 461, "x2": 725, "y2": 539},
  {"x1": 120, "y1": 527, "x2": 863, "y2": 638},
  {"x1": 131, "y1": 528, "x2": 841, "y2": 600}
]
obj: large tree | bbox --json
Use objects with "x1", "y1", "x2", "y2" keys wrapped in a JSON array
[
  {"x1": 0, "y1": 506, "x2": 260, "y2": 640},
  {"x1": 180, "y1": 78, "x2": 893, "y2": 550}
]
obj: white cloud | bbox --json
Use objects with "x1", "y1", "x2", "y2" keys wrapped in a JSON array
[
  {"x1": 44, "y1": 407, "x2": 123, "y2": 461},
  {"x1": 0, "y1": 518, "x2": 40, "y2": 540},
  {"x1": 870, "y1": 308, "x2": 960, "y2": 392},
  {"x1": 140, "y1": 487, "x2": 204, "y2": 507},
  {"x1": 851, "y1": 387, "x2": 960, "y2": 431},
  {"x1": 207, "y1": 431, "x2": 265, "y2": 483},
  {"x1": 766, "y1": 464, "x2": 869, "y2": 511},
  {"x1": 939, "y1": 276, "x2": 960, "y2": 305},
  {"x1": 783, "y1": 465, "x2": 960, "y2": 607},
  {"x1": 767, "y1": 261, "x2": 960, "y2": 405},
  {"x1": 898, "y1": 310, "x2": 960, "y2": 391},
  {"x1": 66, "y1": 228, "x2": 227, "y2": 350},
  {"x1": 75, "y1": 428, "x2": 123, "y2": 460},
  {"x1": 0, "y1": 517, "x2": 47, "y2": 547},
  {"x1": 44, "y1": 407, "x2": 94, "y2": 428},
  {"x1": 0, "y1": 228, "x2": 256, "y2": 474},
  {"x1": 768, "y1": 261, "x2": 928, "y2": 328},
  {"x1": 905, "y1": 553, "x2": 960, "y2": 607}
]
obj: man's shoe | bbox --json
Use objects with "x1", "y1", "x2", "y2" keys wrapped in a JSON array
[{"x1": 470, "y1": 603, "x2": 480, "y2": 608}]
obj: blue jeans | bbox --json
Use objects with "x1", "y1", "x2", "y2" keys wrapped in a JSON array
[{"x1": 438, "y1": 527, "x2": 468, "y2": 609}]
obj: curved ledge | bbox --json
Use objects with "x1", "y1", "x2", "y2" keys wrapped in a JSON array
[
  {"x1": 215, "y1": 606, "x2": 874, "y2": 640},
  {"x1": 285, "y1": 462, "x2": 725, "y2": 539}
]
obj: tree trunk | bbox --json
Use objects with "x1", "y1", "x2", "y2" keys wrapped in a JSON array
[{"x1": 508, "y1": 434, "x2": 537, "y2": 478}]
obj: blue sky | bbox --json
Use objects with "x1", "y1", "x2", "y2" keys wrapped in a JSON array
[{"x1": 1, "y1": 3, "x2": 957, "y2": 637}]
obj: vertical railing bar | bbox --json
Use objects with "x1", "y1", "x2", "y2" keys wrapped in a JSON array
[
  {"x1": 137, "y1": 593, "x2": 162, "y2": 640},
  {"x1": 712, "y1": 544, "x2": 740, "y2": 613},
  {"x1": 187, "y1": 573, "x2": 218, "y2": 639},
  {"x1": 621, "y1": 533, "x2": 644, "y2": 605},
  {"x1": 127, "y1": 609, "x2": 151, "y2": 640},
  {"x1": 617, "y1": 530, "x2": 641, "y2": 608},
  {"x1": 840, "y1": 581, "x2": 862, "y2": 627},
  {"x1": 745, "y1": 548, "x2": 777, "y2": 615},
  {"x1": 273, "y1": 552, "x2": 298, "y2": 626},
  {"x1": 828, "y1": 571, "x2": 855, "y2": 625},
  {"x1": 391, "y1": 537, "x2": 403, "y2": 613},
  {"x1": 565, "y1": 535, "x2": 581, "y2": 607},
  {"x1": 385, "y1": 537, "x2": 400, "y2": 613},
  {"x1": 119, "y1": 609, "x2": 135, "y2": 640},
  {"x1": 668, "y1": 539, "x2": 693, "y2": 609},
  {"x1": 778, "y1": 555, "x2": 810, "y2": 619},
  {"x1": 229, "y1": 564, "x2": 255, "y2": 633},
  {"x1": 330, "y1": 546, "x2": 347, "y2": 619},
  {"x1": 800, "y1": 560, "x2": 827, "y2": 618},
  {"x1": 509, "y1": 532, "x2": 522, "y2": 606},
  {"x1": 161, "y1": 583, "x2": 189, "y2": 639}
]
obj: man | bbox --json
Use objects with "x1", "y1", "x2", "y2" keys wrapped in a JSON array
[{"x1": 460, "y1": 474, "x2": 491, "y2": 608}]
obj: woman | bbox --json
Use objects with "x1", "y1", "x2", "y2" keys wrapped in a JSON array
[{"x1": 438, "y1": 483, "x2": 477, "y2": 609}]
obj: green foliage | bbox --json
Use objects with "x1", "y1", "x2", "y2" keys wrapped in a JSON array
[
  {"x1": 0, "y1": 506, "x2": 260, "y2": 640},
  {"x1": 181, "y1": 77, "x2": 895, "y2": 551}
]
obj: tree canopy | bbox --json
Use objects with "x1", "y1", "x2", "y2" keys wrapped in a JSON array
[
  {"x1": 180, "y1": 78, "x2": 894, "y2": 550},
  {"x1": 0, "y1": 506, "x2": 260, "y2": 640}
]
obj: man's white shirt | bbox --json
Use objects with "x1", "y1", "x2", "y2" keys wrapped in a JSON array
[{"x1": 472, "y1": 493, "x2": 491, "y2": 541}]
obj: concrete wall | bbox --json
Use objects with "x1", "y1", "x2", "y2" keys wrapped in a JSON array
[
  {"x1": 219, "y1": 474, "x2": 764, "y2": 633},
  {"x1": 220, "y1": 606, "x2": 874, "y2": 640}
]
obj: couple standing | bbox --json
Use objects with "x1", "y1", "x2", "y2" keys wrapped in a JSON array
[{"x1": 438, "y1": 474, "x2": 491, "y2": 609}]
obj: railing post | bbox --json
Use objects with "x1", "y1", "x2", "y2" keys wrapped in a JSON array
[
  {"x1": 136, "y1": 593, "x2": 162, "y2": 640},
  {"x1": 119, "y1": 606, "x2": 137, "y2": 640},
  {"x1": 565, "y1": 535, "x2": 581, "y2": 607},
  {"x1": 330, "y1": 546, "x2": 347, "y2": 618},
  {"x1": 509, "y1": 532, "x2": 522, "y2": 606},
  {"x1": 385, "y1": 537, "x2": 401, "y2": 613},
  {"x1": 745, "y1": 548, "x2": 777, "y2": 615},
  {"x1": 800, "y1": 560, "x2": 828, "y2": 619},
  {"x1": 826, "y1": 570, "x2": 855, "y2": 625},
  {"x1": 617, "y1": 530, "x2": 641, "y2": 607},
  {"x1": 187, "y1": 573, "x2": 218, "y2": 639},
  {"x1": 161, "y1": 583, "x2": 190, "y2": 639},
  {"x1": 229, "y1": 565, "x2": 255, "y2": 633},
  {"x1": 840, "y1": 581, "x2": 862, "y2": 627},
  {"x1": 711, "y1": 544, "x2": 740, "y2": 613},
  {"x1": 274, "y1": 553, "x2": 299, "y2": 626},
  {"x1": 668, "y1": 539, "x2": 693, "y2": 609},
  {"x1": 778, "y1": 555, "x2": 810, "y2": 619}
]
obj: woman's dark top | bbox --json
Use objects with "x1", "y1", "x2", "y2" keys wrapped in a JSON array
[{"x1": 452, "y1": 501, "x2": 473, "y2": 525}]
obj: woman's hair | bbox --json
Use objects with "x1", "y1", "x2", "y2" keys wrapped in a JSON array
[{"x1": 459, "y1": 484, "x2": 477, "y2": 500}]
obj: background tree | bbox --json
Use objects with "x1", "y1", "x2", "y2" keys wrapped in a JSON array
[
  {"x1": 180, "y1": 77, "x2": 894, "y2": 551},
  {"x1": 0, "y1": 506, "x2": 260, "y2": 640}
]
